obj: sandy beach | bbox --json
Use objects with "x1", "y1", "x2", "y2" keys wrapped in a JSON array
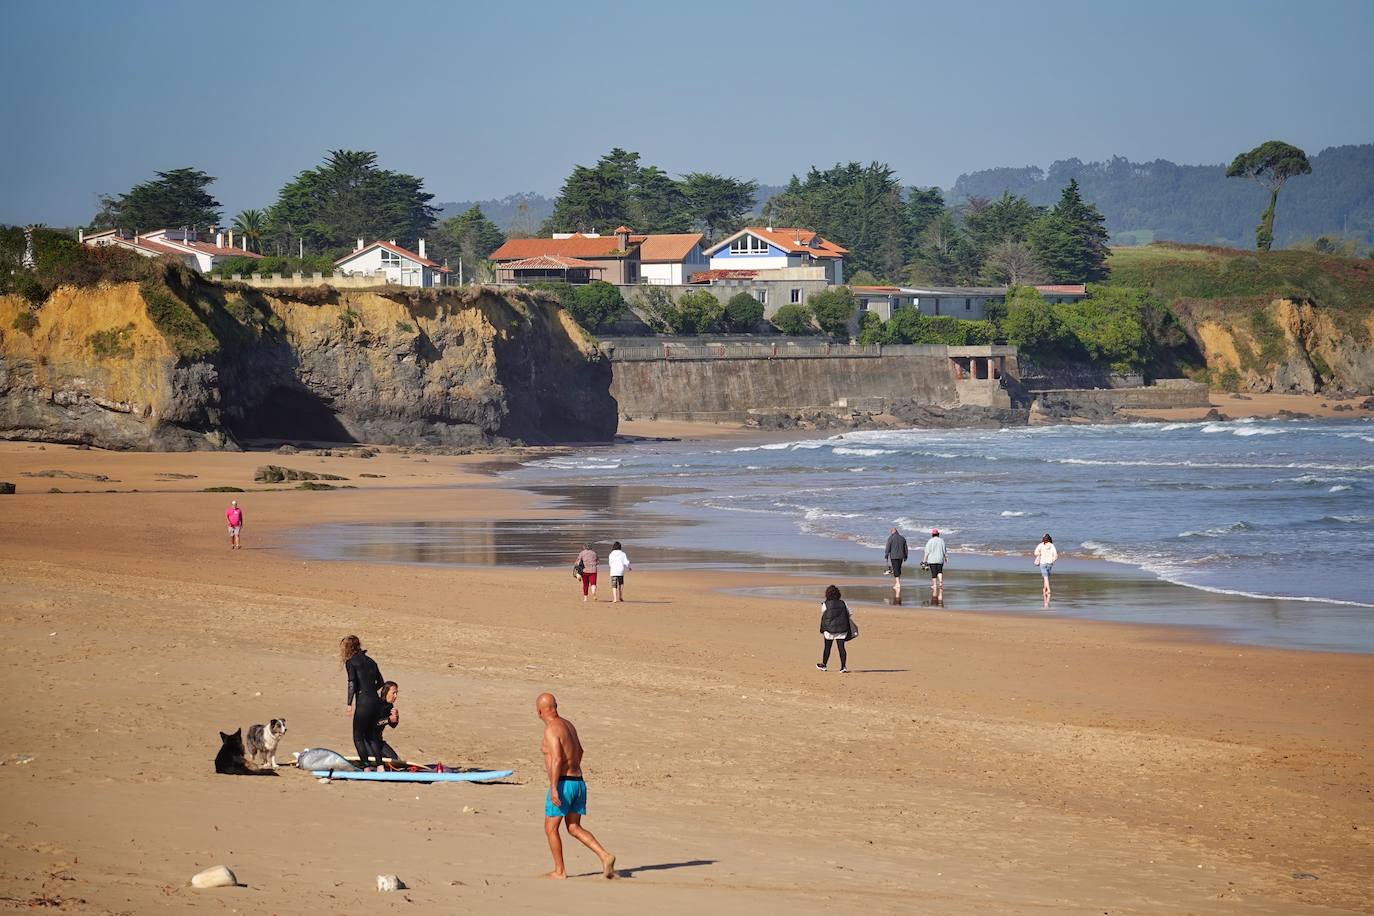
[{"x1": 1, "y1": 437, "x2": 1371, "y2": 915}]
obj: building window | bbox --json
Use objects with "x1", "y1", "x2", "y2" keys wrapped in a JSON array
[
  {"x1": 729, "y1": 234, "x2": 770, "y2": 255},
  {"x1": 790, "y1": 287, "x2": 801, "y2": 304},
  {"x1": 965, "y1": 297, "x2": 972, "y2": 310},
  {"x1": 754, "y1": 288, "x2": 767, "y2": 305},
  {"x1": 858, "y1": 299, "x2": 869, "y2": 311},
  {"x1": 381, "y1": 250, "x2": 401, "y2": 266},
  {"x1": 933, "y1": 297, "x2": 941, "y2": 316}
]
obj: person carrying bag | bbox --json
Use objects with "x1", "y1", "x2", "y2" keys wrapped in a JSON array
[{"x1": 816, "y1": 584, "x2": 855, "y2": 673}]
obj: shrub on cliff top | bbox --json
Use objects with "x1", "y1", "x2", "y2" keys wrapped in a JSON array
[
  {"x1": 771, "y1": 302, "x2": 815, "y2": 336},
  {"x1": 723, "y1": 292, "x2": 765, "y2": 332},
  {"x1": 567, "y1": 281, "x2": 627, "y2": 330},
  {"x1": 140, "y1": 279, "x2": 218, "y2": 357},
  {"x1": 806, "y1": 287, "x2": 857, "y2": 340},
  {"x1": 11, "y1": 310, "x2": 39, "y2": 336}
]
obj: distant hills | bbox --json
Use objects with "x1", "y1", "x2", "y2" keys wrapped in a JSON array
[
  {"x1": 948, "y1": 144, "x2": 1374, "y2": 249},
  {"x1": 440, "y1": 145, "x2": 1373, "y2": 249}
]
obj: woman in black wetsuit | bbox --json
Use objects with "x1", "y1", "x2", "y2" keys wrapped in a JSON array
[{"x1": 341, "y1": 635, "x2": 386, "y2": 770}]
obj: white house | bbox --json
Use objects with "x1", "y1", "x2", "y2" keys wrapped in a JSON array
[
  {"x1": 333, "y1": 239, "x2": 451, "y2": 287},
  {"x1": 81, "y1": 228, "x2": 261, "y2": 272},
  {"x1": 635, "y1": 232, "x2": 708, "y2": 284},
  {"x1": 703, "y1": 226, "x2": 846, "y2": 284}
]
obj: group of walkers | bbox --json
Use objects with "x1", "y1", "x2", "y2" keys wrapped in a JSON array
[
  {"x1": 882, "y1": 526, "x2": 948, "y2": 600},
  {"x1": 573, "y1": 541, "x2": 632, "y2": 603}
]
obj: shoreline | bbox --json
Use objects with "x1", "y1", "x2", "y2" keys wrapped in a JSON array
[{"x1": 1, "y1": 438, "x2": 1372, "y2": 913}]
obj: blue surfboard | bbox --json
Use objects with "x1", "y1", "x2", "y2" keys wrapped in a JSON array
[{"x1": 312, "y1": 769, "x2": 513, "y2": 783}]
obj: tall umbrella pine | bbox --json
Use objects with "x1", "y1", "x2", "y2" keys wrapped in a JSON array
[{"x1": 1226, "y1": 141, "x2": 1312, "y2": 252}]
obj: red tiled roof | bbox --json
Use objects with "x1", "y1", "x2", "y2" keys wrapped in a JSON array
[
  {"x1": 688, "y1": 269, "x2": 759, "y2": 283},
  {"x1": 499, "y1": 254, "x2": 604, "y2": 270},
  {"x1": 631, "y1": 233, "x2": 704, "y2": 263},
  {"x1": 488, "y1": 235, "x2": 636, "y2": 261},
  {"x1": 850, "y1": 285, "x2": 901, "y2": 293},
  {"x1": 612, "y1": 225, "x2": 632, "y2": 234},
  {"x1": 705, "y1": 227, "x2": 847, "y2": 258},
  {"x1": 107, "y1": 236, "x2": 191, "y2": 258},
  {"x1": 335, "y1": 240, "x2": 447, "y2": 270},
  {"x1": 178, "y1": 240, "x2": 263, "y2": 259},
  {"x1": 1034, "y1": 284, "x2": 1088, "y2": 295}
]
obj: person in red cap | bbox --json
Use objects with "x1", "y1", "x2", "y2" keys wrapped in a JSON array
[{"x1": 922, "y1": 527, "x2": 947, "y2": 599}]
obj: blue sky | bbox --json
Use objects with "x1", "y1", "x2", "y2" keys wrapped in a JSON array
[{"x1": 1, "y1": 0, "x2": 1371, "y2": 226}]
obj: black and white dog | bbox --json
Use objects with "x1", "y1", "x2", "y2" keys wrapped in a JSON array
[{"x1": 244, "y1": 718, "x2": 288, "y2": 770}]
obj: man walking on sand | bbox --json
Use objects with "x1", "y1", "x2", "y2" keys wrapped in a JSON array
[
  {"x1": 225, "y1": 500, "x2": 244, "y2": 550},
  {"x1": 884, "y1": 527, "x2": 908, "y2": 597},
  {"x1": 923, "y1": 527, "x2": 947, "y2": 599},
  {"x1": 537, "y1": 692, "x2": 615, "y2": 880}
]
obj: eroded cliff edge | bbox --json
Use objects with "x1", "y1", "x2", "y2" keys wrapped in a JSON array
[{"x1": 0, "y1": 270, "x2": 615, "y2": 450}]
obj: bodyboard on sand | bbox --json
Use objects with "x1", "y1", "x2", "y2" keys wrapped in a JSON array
[{"x1": 312, "y1": 769, "x2": 513, "y2": 783}]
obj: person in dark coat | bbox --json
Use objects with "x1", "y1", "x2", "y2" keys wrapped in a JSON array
[
  {"x1": 884, "y1": 527, "x2": 908, "y2": 597},
  {"x1": 816, "y1": 584, "x2": 854, "y2": 673}
]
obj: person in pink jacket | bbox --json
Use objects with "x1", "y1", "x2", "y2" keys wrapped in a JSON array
[{"x1": 225, "y1": 500, "x2": 244, "y2": 550}]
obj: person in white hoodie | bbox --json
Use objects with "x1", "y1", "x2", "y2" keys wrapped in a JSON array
[
  {"x1": 607, "y1": 541, "x2": 632, "y2": 603},
  {"x1": 1033, "y1": 533, "x2": 1058, "y2": 603}
]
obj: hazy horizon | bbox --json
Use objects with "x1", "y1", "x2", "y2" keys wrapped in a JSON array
[{"x1": 2, "y1": 0, "x2": 1372, "y2": 226}]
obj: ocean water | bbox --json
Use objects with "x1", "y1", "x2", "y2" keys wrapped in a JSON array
[
  {"x1": 295, "y1": 416, "x2": 1374, "y2": 651},
  {"x1": 502, "y1": 417, "x2": 1374, "y2": 649}
]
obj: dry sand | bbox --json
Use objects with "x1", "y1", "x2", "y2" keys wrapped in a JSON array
[
  {"x1": 1122, "y1": 391, "x2": 1374, "y2": 422},
  {"x1": 0, "y1": 441, "x2": 1371, "y2": 914}
]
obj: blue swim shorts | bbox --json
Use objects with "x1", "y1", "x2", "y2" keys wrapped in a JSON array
[{"x1": 545, "y1": 776, "x2": 587, "y2": 817}]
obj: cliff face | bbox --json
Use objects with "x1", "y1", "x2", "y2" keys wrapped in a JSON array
[
  {"x1": 1174, "y1": 298, "x2": 1374, "y2": 394},
  {"x1": 0, "y1": 278, "x2": 615, "y2": 450}
]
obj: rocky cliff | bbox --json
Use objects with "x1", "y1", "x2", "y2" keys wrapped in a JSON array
[
  {"x1": 1173, "y1": 298, "x2": 1374, "y2": 394},
  {"x1": 0, "y1": 271, "x2": 615, "y2": 450}
]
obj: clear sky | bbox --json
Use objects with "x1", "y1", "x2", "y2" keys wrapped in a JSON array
[{"x1": 2, "y1": 0, "x2": 1371, "y2": 226}]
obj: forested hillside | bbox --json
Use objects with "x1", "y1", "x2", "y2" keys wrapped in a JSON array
[{"x1": 949, "y1": 144, "x2": 1374, "y2": 248}]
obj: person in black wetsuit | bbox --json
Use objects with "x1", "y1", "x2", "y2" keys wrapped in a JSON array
[
  {"x1": 375, "y1": 681, "x2": 401, "y2": 762},
  {"x1": 341, "y1": 635, "x2": 387, "y2": 770}
]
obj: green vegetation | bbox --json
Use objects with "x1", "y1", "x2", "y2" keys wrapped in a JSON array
[
  {"x1": 395, "y1": 319, "x2": 415, "y2": 334},
  {"x1": 88, "y1": 323, "x2": 136, "y2": 358},
  {"x1": 546, "y1": 148, "x2": 756, "y2": 238},
  {"x1": 140, "y1": 279, "x2": 218, "y2": 357},
  {"x1": 672, "y1": 290, "x2": 726, "y2": 334},
  {"x1": 267, "y1": 150, "x2": 437, "y2": 255},
  {"x1": 339, "y1": 307, "x2": 361, "y2": 328},
  {"x1": 806, "y1": 287, "x2": 857, "y2": 340},
  {"x1": 860, "y1": 309, "x2": 995, "y2": 346},
  {"x1": 766, "y1": 163, "x2": 910, "y2": 279},
  {"x1": 1248, "y1": 308, "x2": 1288, "y2": 365},
  {"x1": 94, "y1": 167, "x2": 221, "y2": 232},
  {"x1": 535, "y1": 280, "x2": 628, "y2": 331},
  {"x1": 770, "y1": 302, "x2": 814, "y2": 336},
  {"x1": 11, "y1": 310, "x2": 39, "y2": 335},
  {"x1": 1027, "y1": 180, "x2": 1111, "y2": 283},
  {"x1": 431, "y1": 205, "x2": 505, "y2": 282},
  {"x1": 1226, "y1": 141, "x2": 1312, "y2": 252},
  {"x1": 723, "y1": 292, "x2": 765, "y2": 332},
  {"x1": 215, "y1": 255, "x2": 335, "y2": 278},
  {"x1": 231, "y1": 209, "x2": 266, "y2": 253},
  {"x1": 203, "y1": 486, "x2": 245, "y2": 492}
]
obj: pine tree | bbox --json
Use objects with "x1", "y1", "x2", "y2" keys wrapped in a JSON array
[
  {"x1": 1027, "y1": 180, "x2": 1110, "y2": 282},
  {"x1": 100, "y1": 167, "x2": 221, "y2": 231},
  {"x1": 432, "y1": 205, "x2": 506, "y2": 280}
]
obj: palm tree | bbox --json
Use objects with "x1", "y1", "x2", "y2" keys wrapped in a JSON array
[{"x1": 232, "y1": 209, "x2": 266, "y2": 253}]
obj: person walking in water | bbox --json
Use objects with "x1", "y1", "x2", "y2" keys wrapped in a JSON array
[
  {"x1": 341, "y1": 635, "x2": 387, "y2": 771},
  {"x1": 574, "y1": 544, "x2": 598, "y2": 602},
  {"x1": 1034, "y1": 533, "x2": 1058, "y2": 603},
  {"x1": 536, "y1": 692, "x2": 616, "y2": 880},
  {"x1": 923, "y1": 528, "x2": 948, "y2": 599},
  {"x1": 607, "y1": 541, "x2": 631, "y2": 603},
  {"x1": 884, "y1": 527, "x2": 908, "y2": 597},
  {"x1": 816, "y1": 584, "x2": 854, "y2": 673},
  {"x1": 225, "y1": 500, "x2": 244, "y2": 550}
]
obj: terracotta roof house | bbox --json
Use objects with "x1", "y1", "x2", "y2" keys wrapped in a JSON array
[
  {"x1": 81, "y1": 228, "x2": 263, "y2": 273},
  {"x1": 488, "y1": 226, "x2": 642, "y2": 284},
  {"x1": 630, "y1": 232, "x2": 707, "y2": 284},
  {"x1": 334, "y1": 239, "x2": 451, "y2": 287},
  {"x1": 494, "y1": 254, "x2": 607, "y2": 286},
  {"x1": 703, "y1": 227, "x2": 847, "y2": 284}
]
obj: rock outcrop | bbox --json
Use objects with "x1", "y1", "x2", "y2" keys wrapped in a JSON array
[
  {"x1": 0, "y1": 277, "x2": 615, "y2": 450},
  {"x1": 1176, "y1": 298, "x2": 1374, "y2": 394}
]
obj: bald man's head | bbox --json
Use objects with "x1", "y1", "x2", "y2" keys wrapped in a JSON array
[{"x1": 536, "y1": 692, "x2": 559, "y2": 719}]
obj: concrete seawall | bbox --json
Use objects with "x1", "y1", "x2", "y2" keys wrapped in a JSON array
[
  {"x1": 609, "y1": 345, "x2": 1014, "y2": 422},
  {"x1": 1031, "y1": 381, "x2": 1210, "y2": 416}
]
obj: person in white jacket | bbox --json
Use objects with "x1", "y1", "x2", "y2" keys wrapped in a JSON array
[
  {"x1": 1033, "y1": 533, "x2": 1059, "y2": 603},
  {"x1": 607, "y1": 541, "x2": 632, "y2": 603}
]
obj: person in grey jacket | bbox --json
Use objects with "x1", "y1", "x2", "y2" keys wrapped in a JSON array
[
  {"x1": 815, "y1": 584, "x2": 854, "y2": 673},
  {"x1": 884, "y1": 527, "x2": 908, "y2": 596}
]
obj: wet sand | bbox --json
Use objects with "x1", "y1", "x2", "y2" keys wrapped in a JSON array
[
  {"x1": 1122, "y1": 391, "x2": 1374, "y2": 421},
  {"x1": 1, "y1": 441, "x2": 1372, "y2": 914}
]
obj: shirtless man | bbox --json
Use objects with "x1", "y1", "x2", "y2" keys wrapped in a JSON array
[{"x1": 536, "y1": 692, "x2": 615, "y2": 879}]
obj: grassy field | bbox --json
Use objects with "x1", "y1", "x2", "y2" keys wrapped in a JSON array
[{"x1": 1107, "y1": 242, "x2": 1374, "y2": 313}]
